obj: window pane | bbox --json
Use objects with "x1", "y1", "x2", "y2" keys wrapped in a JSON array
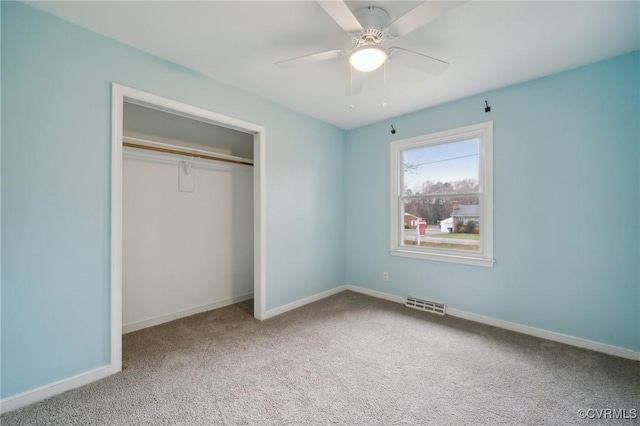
[
  {"x1": 402, "y1": 196, "x2": 480, "y2": 252},
  {"x1": 403, "y1": 139, "x2": 479, "y2": 195}
]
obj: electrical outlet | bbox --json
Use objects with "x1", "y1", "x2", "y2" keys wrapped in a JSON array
[{"x1": 383, "y1": 272, "x2": 389, "y2": 282}]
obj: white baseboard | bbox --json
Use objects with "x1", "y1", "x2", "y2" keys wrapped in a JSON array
[
  {"x1": 0, "y1": 365, "x2": 116, "y2": 414},
  {"x1": 263, "y1": 285, "x2": 347, "y2": 319},
  {"x1": 345, "y1": 285, "x2": 406, "y2": 304},
  {"x1": 345, "y1": 284, "x2": 640, "y2": 361},
  {"x1": 445, "y1": 308, "x2": 640, "y2": 361},
  {"x1": 123, "y1": 292, "x2": 254, "y2": 334}
]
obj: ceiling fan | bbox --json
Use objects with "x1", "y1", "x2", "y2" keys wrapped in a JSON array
[{"x1": 276, "y1": 1, "x2": 465, "y2": 94}]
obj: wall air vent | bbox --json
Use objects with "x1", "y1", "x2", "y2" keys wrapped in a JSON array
[{"x1": 406, "y1": 296, "x2": 446, "y2": 315}]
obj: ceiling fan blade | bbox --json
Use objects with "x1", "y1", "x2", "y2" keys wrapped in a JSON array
[
  {"x1": 276, "y1": 49, "x2": 346, "y2": 68},
  {"x1": 387, "y1": 1, "x2": 466, "y2": 38},
  {"x1": 388, "y1": 47, "x2": 449, "y2": 75},
  {"x1": 317, "y1": 1, "x2": 363, "y2": 34},
  {"x1": 346, "y1": 69, "x2": 371, "y2": 95}
]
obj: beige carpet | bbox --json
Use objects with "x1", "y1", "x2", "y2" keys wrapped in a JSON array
[{"x1": 2, "y1": 291, "x2": 639, "y2": 425}]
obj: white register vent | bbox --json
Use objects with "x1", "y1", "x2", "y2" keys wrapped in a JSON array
[{"x1": 406, "y1": 296, "x2": 446, "y2": 315}]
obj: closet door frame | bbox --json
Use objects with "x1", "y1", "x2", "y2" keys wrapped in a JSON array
[{"x1": 110, "y1": 83, "x2": 267, "y2": 374}]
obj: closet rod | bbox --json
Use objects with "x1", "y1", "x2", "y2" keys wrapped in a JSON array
[{"x1": 123, "y1": 142, "x2": 254, "y2": 167}]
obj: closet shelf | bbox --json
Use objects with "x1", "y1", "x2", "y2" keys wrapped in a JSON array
[{"x1": 123, "y1": 136, "x2": 254, "y2": 167}]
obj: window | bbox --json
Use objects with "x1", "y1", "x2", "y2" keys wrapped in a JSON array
[{"x1": 390, "y1": 122, "x2": 494, "y2": 267}]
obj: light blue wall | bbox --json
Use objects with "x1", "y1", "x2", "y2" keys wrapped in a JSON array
[
  {"x1": 346, "y1": 52, "x2": 640, "y2": 352},
  {"x1": 1, "y1": 2, "x2": 345, "y2": 398}
]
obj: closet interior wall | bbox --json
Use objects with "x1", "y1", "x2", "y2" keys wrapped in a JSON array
[{"x1": 122, "y1": 102, "x2": 255, "y2": 333}]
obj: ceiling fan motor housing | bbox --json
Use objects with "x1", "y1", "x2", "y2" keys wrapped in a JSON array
[
  {"x1": 352, "y1": 6, "x2": 390, "y2": 46},
  {"x1": 352, "y1": 28, "x2": 384, "y2": 47}
]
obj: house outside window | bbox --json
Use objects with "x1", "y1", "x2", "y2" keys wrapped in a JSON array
[{"x1": 390, "y1": 121, "x2": 494, "y2": 267}]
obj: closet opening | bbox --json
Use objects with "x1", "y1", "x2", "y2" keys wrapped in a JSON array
[{"x1": 110, "y1": 84, "x2": 266, "y2": 374}]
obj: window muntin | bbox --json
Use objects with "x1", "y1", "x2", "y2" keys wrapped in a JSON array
[{"x1": 390, "y1": 122, "x2": 494, "y2": 267}]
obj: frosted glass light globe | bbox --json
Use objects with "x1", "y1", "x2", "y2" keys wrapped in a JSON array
[{"x1": 349, "y1": 46, "x2": 387, "y2": 72}]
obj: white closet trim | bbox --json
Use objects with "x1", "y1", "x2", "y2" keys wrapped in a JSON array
[{"x1": 111, "y1": 83, "x2": 268, "y2": 383}]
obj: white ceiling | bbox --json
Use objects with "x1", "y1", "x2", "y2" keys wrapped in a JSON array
[{"x1": 27, "y1": 1, "x2": 640, "y2": 130}]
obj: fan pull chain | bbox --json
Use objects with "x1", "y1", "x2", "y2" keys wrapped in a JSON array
[
  {"x1": 349, "y1": 65, "x2": 354, "y2": 110},
  {"x1": 382, "y1": 61, "x2": 388, "y2": 108}
]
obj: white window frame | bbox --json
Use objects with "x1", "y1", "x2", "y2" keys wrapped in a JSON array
[{"x1": 390, "y1": 121, "x2": 494, "y2": 267}]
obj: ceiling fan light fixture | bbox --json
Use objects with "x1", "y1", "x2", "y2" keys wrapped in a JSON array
[{"x1": 349, "y1": 45, "x2": 387, "y2": 72}]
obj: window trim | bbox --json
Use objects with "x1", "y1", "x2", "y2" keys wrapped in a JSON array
[{"x1": 389, "y1": 121, "x2": 494, "y2": 267}]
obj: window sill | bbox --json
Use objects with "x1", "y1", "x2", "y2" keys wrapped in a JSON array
[{"x1": 390, "y1": 248, "x2": 495, "y2": 267}]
